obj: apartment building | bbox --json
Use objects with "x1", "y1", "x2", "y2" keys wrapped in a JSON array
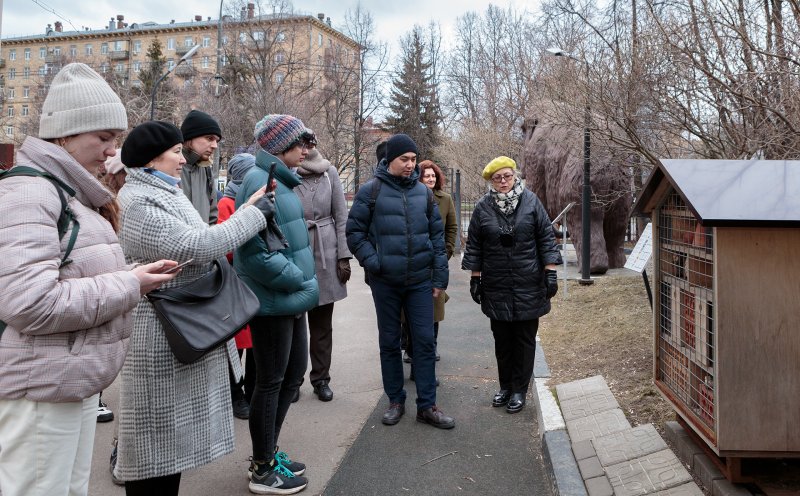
[{"x1": 0, "y1": 5, "x2": 361, "y2": 144}]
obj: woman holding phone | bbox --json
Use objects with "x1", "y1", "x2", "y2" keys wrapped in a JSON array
[{"x1": 113, "y1": 121, "x2": 279, "y2": 495}]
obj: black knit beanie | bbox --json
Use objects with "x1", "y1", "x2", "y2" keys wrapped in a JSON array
[
  {"x1": 180, "y1": 109, "x2": 222, "y2": 142},
  {"x1": 122, "y1": 121, "x2": 184, "y2": 168},
  {"x1": 385, "y1": 134, "x2": 418, "y2": 164}
]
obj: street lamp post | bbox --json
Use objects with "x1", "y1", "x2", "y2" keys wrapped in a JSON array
[
  {"x1": 149, "y1": 44, "x2": 200, "y2": 120},
  {"x1": 546, "y1": 47, "x2": 593, "y2": 285},
  {"x1": 215, "y1": 0, "x2": 225, "y2": 96}
]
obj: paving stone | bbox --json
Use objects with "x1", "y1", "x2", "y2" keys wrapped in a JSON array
[
  {"x1": 652, "y1": 482, "x2": 706, "y2": 496},
  {"x1": 542, "y1": 429, "x2": 589, "y2": 496},
  {"x1": 557, "y1": 375, "x2": 610, "y2": 402},
  {"x1": 593, "y1": 424, "x2": 668, "y2": 466},
  {"x1": 579, "y1": 456, "x2": 605, "y2": 480},
  {"x1": 572, "y1": 439, "x2": 596, "y2": 461},
  {"x1": 586, "y1": 475, "x2": 614, "y2": 496},
  {"x1": 605, "y1": 449, "x2": 692, "y2": 496},
  {"x1": 560, "y1": 389, "x2": 620, "y2": 421},
  {"x1": 664, "y1": 421, "x2": 689, "y2": 446},
  {"x1": 675, "y1": 433, "x2": 705, "y2": 468},
  {"x1": 711, "y1": 479, "x2": 753, "y2": 496},
  {"x1": 566, "y1": 408, "x2": 631, "y2": 443},
  {"x1": 692, "y1": 454, "x2": 724, "y2": 492}
]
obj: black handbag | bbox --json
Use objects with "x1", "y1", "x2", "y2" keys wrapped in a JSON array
[{"x1": 147, "y1": 258, "x2": 260, "y2": 364}]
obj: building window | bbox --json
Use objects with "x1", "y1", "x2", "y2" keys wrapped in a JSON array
[
  {"x1": 318, "y1": 33, "x2": 323, "y2": 47},
  {"x1": 38, "y1": 66, "x2": 46, "y2": 76},
  {"x1": 9, "y1": 50, "x2": 16, "y2": 61},
  {"x1": 85, "y1": 44, "x2": 93, "y2": 55},
  {"x1": 222, "y1": 35, "x2": 229, "y2": 45},
  {"x1": 133, "y1": 40, "x2": 142, "y2": 54},
  {"x1": 24, "y1": 48, "x2": 31, "y2": 60},
  {"x1": 167, "y1": 59, "x2": 175, "y2": 70},
  {"x1": 184, "y1": 37, "x2": 194, "y2": 47},
  {"x1": 7, "y1": 106, "x2": 14, "y2": 117},
  {"x1": 254, "y1": 31, "x2": 264, "y2": 41},
  {"x1": 5, "y1": 126, "x2": 13, "y2": 137},
  {"x1": 100, "y1": 63, "x2": 109, "y2": 73},
  {"x1": 8, "y1": 69, "x2": 15, "y2": 80},
  {"x1": 202, "y1": 36, "x2": 210, "y2": 48},
  {"x1": 70, "y1": 45, "x2": 77, "y2": 57},
  {"x1": 101, "y1": 43, "x2": 108, "y2": 55},
  {"x1": 133, "y1": 61, "x2": 141, "y2": 72},
  {"x1": 115, "y1": 63, "x2": 125, "y2": 73},
  {"x1": 202, "y1": 56, "x2": 209, "y2": 68},
  {"x1": 276, "y1": 31, "x2": 286, "y2": 42},
  {"x1": 239, "y1": 32, "x2": 247, "y2": 43},
  {"x1": 7, "y1": 88, "x2": 14, "y2": 100},
  {"x1": 21, "y1": 105, "x2": 29, "y2": 116},
  {"x1": 23, "y1": 67, "x2": 30, "y2": 79},
  {"x1": 275, "y1": 52, "x2": 284, "y2": 63},
  {"x1": 23, "y1": 87, "x2": 30, "y2": 98},
  {"x1": 53, "y1": 47, "x2": 61, "y2": 56},
  {"x1": 275, "y1": 72, "x2": 285, "y2": 84},
  {"x1": 39, "y1": 47, "x2": 46, "y2": 58},
  {"x1": 167, "y1": 38, "x2": 175, "y2": 50}
]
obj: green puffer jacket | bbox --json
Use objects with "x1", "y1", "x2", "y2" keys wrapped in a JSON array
[{"x1": 234, "y1": 150, "x2": 319, "y2": 316}]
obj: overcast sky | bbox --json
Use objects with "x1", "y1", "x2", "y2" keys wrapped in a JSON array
[{"x1": 2, "y1": 0, "x2": 535, "y2": 61}]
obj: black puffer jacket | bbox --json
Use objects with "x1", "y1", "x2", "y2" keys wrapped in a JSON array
[{"x1": 461, "y1": 188, "x2": 562, "y2": 321}]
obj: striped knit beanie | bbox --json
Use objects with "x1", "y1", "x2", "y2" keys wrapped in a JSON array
[
  {"x1": 254, "y1": 114, "x2": 311, "y2": 154},
  {"x1": 39, "y1": 63, "x2": 127, "y2": 139}
]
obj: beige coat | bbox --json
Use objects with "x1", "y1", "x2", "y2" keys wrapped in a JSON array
[{"x1": 0, "y1": 137, "x2": 141, "y2": 403}]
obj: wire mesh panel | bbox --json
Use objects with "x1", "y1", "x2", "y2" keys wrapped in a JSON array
[{"x1": 656, "y1": 191, "x2": 716, "y2": 434}]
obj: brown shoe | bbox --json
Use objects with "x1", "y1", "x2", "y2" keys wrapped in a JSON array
[
  {"x1": 416, "y1": 406, "x2": 455, "y2": 429},
  {"x1": 382, "y1": 402, "x2": 405, "y2": 425}
]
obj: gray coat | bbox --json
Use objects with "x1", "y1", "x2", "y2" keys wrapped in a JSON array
[
  {"x1": 295, "y1": 160, "x2": 351, "y2": 306},
  {"x1": 180, "y1": 150, "x2": 219, "y2": 225},
  {"x1": 114, "y1": 167, "x2": 267, "y2": 481}
]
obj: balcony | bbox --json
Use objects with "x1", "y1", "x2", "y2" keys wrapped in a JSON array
[
  {"x1": 175, "y1": 64, "x2": 195, "y2": 77},
  {"x1": 110, "y1": 50, "x2": 129, "y2": 60},
  {"x1": 175, "y1": 45, "x2": 195, "y2": 56}
]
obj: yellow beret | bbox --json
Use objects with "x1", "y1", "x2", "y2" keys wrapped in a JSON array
[{"x1": 482, "y1": 156, "x2": 517, "y2": 180}]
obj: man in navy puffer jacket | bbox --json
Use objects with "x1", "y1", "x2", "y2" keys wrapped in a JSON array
[{"x1": 346, "y1": 134, "x2": 454, "y2": 429}]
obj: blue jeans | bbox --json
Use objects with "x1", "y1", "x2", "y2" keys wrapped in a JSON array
[
  {"x1": 369, "y1": 279, "x2": 437, "y2": 410},
  {"x1": 248, "y1": 314, "x2": 308, "y2": 462}
]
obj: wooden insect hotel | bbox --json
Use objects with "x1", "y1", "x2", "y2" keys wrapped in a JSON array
[{"x1": 634, "y1": 159, "x2": 800, "y2": 478}]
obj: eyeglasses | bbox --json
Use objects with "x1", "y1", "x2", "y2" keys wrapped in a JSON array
[{"x1": 491, "y1": 173, "x2": 515, "y2": 184}]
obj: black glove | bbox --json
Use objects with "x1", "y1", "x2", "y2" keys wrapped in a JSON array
[
  {"x1": 336, "y1": 259, "x2": 351, "y2": 284},
  {"x1": 253, "y1": 194, "x2": 276, "y2": 222},
  {"x1": 470, "y1": 276, "x2": 482, "y2": 304},
  {"x1": 545, "y1": 269, "x2": 558, "y2": 299}
]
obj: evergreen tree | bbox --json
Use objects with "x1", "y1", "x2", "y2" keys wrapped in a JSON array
[{"x1": 385, "y1": 27, "x2": 442, "y2": 161}]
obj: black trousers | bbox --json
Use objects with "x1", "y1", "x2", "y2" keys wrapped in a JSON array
[
  {"x1": 490, "y1": 318, "x2": 539, "y2": 394},
  {"x1": 308, "y1": 302, "x2": 334, "y2": 385},
  {"x1": 125, "y1": 473, "x2": 181, "y2": 496}
]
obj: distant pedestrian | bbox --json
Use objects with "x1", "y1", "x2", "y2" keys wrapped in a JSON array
[
  {"x1": 0, "y1": 62, "x2": 177, "y2": 496},
  {"x1": 346, "y1": 134, "x2": 455, "y2": 429},
  {"x1": 180, "y1": 109, "x2": 222, "y2": 224},
  {"x1": 295, "y1": 146, "x2": 352, "y2": 402},
  {"x1": 462, "y1": 156, "x2": 562, "y2": 413}
]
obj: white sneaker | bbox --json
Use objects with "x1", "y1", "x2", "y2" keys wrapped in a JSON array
[{"x1": 97, "y1": 399, "x2": 114, "y2": 423}]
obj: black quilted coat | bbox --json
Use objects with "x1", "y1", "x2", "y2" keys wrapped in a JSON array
[{"x1": 461, "y1": 188, "x2": 562, "y2": 321}]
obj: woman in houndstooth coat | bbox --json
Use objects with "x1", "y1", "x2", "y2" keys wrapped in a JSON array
[{"x1": 113, "y1": 121, "x2": 277, "y2": 492}]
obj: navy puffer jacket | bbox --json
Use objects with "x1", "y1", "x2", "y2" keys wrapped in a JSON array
[
  {"x1": 461, "y1": 187, "x2": 562, "y2": 321},
  {"x1": 346, "y1": 159, "x2": 448, "y2": 289}
]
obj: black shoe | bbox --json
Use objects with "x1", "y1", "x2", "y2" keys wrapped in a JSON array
[
  {"x1": 409, "y1": 367, "x2": 439, "y2": 386},
  {"x1": 232, "y1": 397, "x2": 250, "y2": 419},
  {"x1": 492, "y1": 390, "x2": 511, "y2": 407},
  {"x1": 382, "y1": 402, "x2": 405, "y2": 425},
  {"x1": 416, "y1": 406, "x2": 455, "y2": 429},
  {"x1": 291, "y1": 389, "x2": 300, "y2": 403},
  {"x1": 506, "y1": 392, "x2": 526, "y2": 414},
  {"x1": 403, "y1": 351, "x2": 412, "y2": 363},
  {"x1": 313, "y1": 381, "x2": 333, "y2": 402}
]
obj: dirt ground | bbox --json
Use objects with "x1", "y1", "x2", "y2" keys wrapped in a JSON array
[{"x1": 538, "y1": 276, "x2": 676, "y2": 435}]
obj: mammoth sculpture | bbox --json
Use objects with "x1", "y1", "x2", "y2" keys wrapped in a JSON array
[{"x1": 521, "y1": 117, "x2": 632, "y2": 274}]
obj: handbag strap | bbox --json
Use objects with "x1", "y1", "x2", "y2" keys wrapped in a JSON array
[{"x1": 147, "y1": 259, "x2": 226, "y2": 303}]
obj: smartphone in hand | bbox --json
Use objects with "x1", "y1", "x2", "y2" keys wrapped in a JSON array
[
  {"x1": 266, "y1": 162, "x2": 277, "y2": 192},
  {"x1": 162, "y1": 258, "x2": 194, "y2": 274}
]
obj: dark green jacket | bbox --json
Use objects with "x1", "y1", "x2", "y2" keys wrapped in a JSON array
[{"x1": 234, "y1": 151, "x2": 318, "y2": 316}]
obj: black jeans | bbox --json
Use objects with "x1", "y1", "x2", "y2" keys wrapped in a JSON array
[
  {"x1": 490, "y1": 319, "x2": 539, "y2": 394},
  {"x1": 248, "y1": 314, "x2": 308, "y2": 462},
  {"x1": 125, "y1": 473, "x2": 181, "y2": 496}
]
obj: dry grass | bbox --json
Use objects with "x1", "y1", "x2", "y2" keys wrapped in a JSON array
[{"x1": 538, "y1": 276, "x2": 675, "y2": 434}]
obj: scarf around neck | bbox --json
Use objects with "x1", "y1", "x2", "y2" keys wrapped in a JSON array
[
  {"x1": 490, "y1": 178, "x2": 524, "y2": 216},
  {"x1": 144, "y1": 168, "x2": 181, "y2": 187}
]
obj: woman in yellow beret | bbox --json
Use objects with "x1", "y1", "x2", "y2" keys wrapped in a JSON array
[{"x1": 461, "y1": 156, "x2": 562, "y2": 413}]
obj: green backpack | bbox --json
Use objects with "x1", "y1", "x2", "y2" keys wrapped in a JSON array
[{"x1": 0, "y1": 166, "x2": 80, "y2": 337}]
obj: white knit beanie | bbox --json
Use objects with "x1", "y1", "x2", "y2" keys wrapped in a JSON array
[{"x1": 39, "y1": 63, "x2": 128, "y2": 139}]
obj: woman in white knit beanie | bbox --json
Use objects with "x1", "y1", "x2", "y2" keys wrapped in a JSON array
[{"x1": 0, "y1": 63, "x2": 179, "y2": 496}]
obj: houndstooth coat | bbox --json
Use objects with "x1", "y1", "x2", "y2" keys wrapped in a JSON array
[{"x1": 114, "y1": 168, "x2": 267, "y2": 481}]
